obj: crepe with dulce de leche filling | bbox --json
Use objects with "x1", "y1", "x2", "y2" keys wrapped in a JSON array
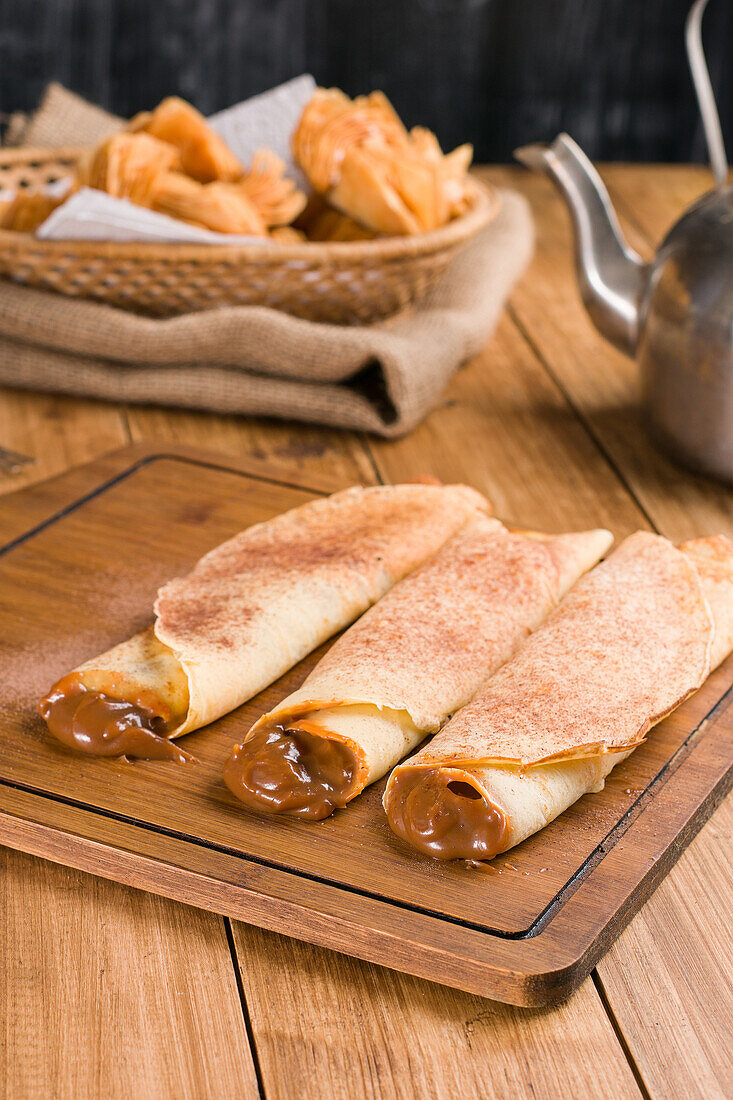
[
  {"x1": 224, "y1": 516, "x2": 612, "y2": 818},
  {"x1": 39, "y1": 482, "x2": 489, "y2": 762},
  {"x1": 384, "y1": 532, "x2": 733, "y2": 861}
]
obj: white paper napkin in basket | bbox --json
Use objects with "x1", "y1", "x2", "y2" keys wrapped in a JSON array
[
  {"x1": 209, "y1": 73, "x2": 315, "y2": 183},
  {"x1": 37, "y1": 188, "x2": 269, "y2": 245}
]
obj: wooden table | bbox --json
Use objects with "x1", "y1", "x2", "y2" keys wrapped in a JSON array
[{"x1": 1, "y1": 165, "x2": 731, "y2": 1100}]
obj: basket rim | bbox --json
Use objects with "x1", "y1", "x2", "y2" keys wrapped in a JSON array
[{"x1": 0, "y1": 145, "x2": 501, "y2": 262}]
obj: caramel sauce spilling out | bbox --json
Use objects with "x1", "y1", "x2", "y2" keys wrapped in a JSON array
[
  {"x1": 385, "y1": 767, "x2": 508, "y2": 861},
  {"x1": 39, "y1": 686, "x2": 192, "y2": 763},
  {"x1": 223, "y1": 724, "x2": 359, "y2": 821}
]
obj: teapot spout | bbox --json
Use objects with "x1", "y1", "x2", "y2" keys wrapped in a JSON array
[{"x1": 515, "y1": 134, "x2": 649, "y2": 356}]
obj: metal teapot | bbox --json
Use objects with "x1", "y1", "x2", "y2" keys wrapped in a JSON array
[{"x1": 515, "y1": 0, "x2": 733, "y2": 483}]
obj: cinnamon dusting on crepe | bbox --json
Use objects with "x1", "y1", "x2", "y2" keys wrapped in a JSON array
[{"x1": 408, "y1": 531, "x2": 715, "y2": 768}]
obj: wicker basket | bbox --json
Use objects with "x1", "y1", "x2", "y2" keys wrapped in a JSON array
[{"x1": 0, "y1": 146, "x2": 500, "y2": 324}]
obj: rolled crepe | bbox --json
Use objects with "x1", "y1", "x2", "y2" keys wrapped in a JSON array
[
  {"x1": 39, "y1": 482, "x2": 489, "y2": 760},
  {"x1": 384, "y1": 532, "x2": 733, "y2": 860},
  {"x1": 223, "y1": 517, "x2": 612, "y2": 817}
]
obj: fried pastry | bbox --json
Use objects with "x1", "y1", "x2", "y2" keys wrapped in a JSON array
[
  {"x1": 79, "y1": 132, "x2": 181, "y2": 205},
  {"x1": 304, "y1": 206, "x2": 376, "y2": 242},
  {"x1": 292, "y1": 87, "x2": 474, "y2": 235},
  {"x1": 293, "y1": 88, "x2": 408, "y2": 194},
  {"x1": 133, "y1": 96, "x2": 243, "y2": 183},
  {"x1": 149, "y1": 173, "x2": 267, "y2": 235},
  {"x1": 269, "y1": 225, "x2": 307, "y2": 244},
  {"x1": 0, "y1": 191, "x2": 66, "y2": 232},
  {"x1": 239, "y1": 150, "x2": 306, "y2": 227},
  {"x1": 330, "y1": 146, "x2": 422, "y2": 235}
]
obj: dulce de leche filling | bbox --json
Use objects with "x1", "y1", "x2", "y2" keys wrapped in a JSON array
[
  {"x1": 38, "y1": 679, "x2": 191, "y2": 763},
  {"x1": 385, "y1": 766, "x2": 508, "y2": 860},
  {"x1": 223, "y1": 723, "x2": 360, "y2": 821}
]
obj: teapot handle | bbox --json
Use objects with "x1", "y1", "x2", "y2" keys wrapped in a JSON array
[{"x1": 686, "y1": 0, "x2": 728, "y2": 187}]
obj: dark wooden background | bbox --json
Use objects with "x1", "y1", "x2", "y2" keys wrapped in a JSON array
[{"x1": 0, "y1": 0, "x2": 731, "y2": 162}]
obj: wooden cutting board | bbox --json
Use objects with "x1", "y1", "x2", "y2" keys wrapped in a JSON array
[{"x1": 1, "y1": 444, "x2": 731, "y2": 1006}]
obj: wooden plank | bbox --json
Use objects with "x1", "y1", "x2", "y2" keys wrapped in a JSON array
[
  {"x1": 367, "y1": 312, "x2": 647, "y2": 539},
  {"x1": 582, "y1": 164, "x2": 733, "y2": 1100},
  {"x1": 126, "y1": 405, "x2": 377, "y2": 493},
  {"x1": 230, "y1": 922, "x2": 642, "y2": 1100},
  {"x1": 603, "y1": 164, "x2": 715, "y2": 245},
  {"x1": 0, "y1": 439, "x2": 333, "y2": 548},
  {"x1": 596, "y1": 795, "x2": 733, "y2": 1100},
  {"x1": 487, "y1": 160, "x2": 733, "y2": 1095},
  {"x1": 0, "y1": 846, "x2": 258, "y2": 1100},
  {"x1": 0, "y1": 388, "x2": 128, "y2": 497},
  {"x1": 482, "y1": 165, "x2": 733, "y2": 542}
]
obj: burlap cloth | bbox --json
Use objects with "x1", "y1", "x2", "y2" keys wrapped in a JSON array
[{"x1": 0, "y1": 84, "x2": 534, "y2": 437}]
